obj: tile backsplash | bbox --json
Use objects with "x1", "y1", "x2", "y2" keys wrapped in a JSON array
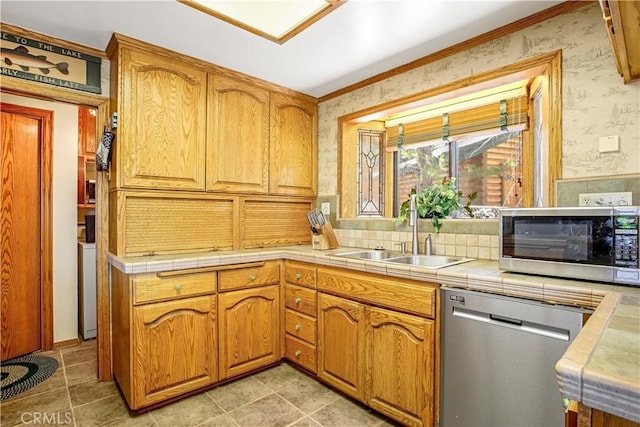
[
  {"x1": 556, "y1": 174, "x2": 639, "y2": 207},
  {"x1": 333, "y1": 227, "x2": 500, "y2": 261}
]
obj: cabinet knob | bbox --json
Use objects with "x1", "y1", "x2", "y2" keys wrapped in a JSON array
[
  {"x1": 294, "y1": 297, "x2": 301, "y2": 304},
  {"x1": 249, "y1": 274, "x2": 257, "y2": 281},
  {"x1": 294, "y1": 350, "x2": 301, "y2": 357},
  {"x1": 295, "y1": 272, "x2": 302, "y2": 279},
  {"x1": 175, "y1": 284, "x2": 182, "y2": 291},
  {"x1": 295, "y1": 323, "x2": 301, "y2": 330}
]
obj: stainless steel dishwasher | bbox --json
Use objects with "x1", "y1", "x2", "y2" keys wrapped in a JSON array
[{"x1": 440, "y1": 287, "x2": 587, "y2": 427}]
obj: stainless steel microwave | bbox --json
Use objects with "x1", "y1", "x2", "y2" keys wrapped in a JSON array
[{"x1": 499, "y1": 207, "x2": 639, "y2": 286}]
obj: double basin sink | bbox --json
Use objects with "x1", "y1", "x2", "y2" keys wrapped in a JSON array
[{"x1": 333, "y1": 250, "x2": 472, "y2": 269}]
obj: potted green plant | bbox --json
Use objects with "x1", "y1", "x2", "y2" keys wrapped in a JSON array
[{"x1": 395, "y1": 177, "x2": 477, "y2": 232}]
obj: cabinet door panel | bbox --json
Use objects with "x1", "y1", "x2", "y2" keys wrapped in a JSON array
[
  {"x1": 269, "y1": 93, "x2": 317, "y2": 196},
  {"x1": 120, "y1": 48, "x2": 206, "y2": 190},
  {"x1": 207, "y1": 75, "x2": 269, "y2": 193},
  {"x1": 365, "y1": 306, "x2": 434, "y2": 426},
  {"x1": 218, "y1": 286, "x2": 280, "y2": 379},
  {"x1": 317, "y1": 293, "x2": 365, "y2": 401},
  {"x1": 133, "y1": 295, "x2": 216, "y2": 407}
]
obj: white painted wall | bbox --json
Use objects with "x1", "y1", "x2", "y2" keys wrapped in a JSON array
[{"x1": 1, "y1": 92, "x2": 78, "y2": 343}]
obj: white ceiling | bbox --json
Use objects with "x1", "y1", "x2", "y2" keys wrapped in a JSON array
[{"x1": 0, "y1": 0, "x2": 565, "y2": 98}]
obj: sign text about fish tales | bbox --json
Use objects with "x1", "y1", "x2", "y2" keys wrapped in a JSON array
[{"x1": 1, "y1": 32, "x2": 101, "y2": 94}]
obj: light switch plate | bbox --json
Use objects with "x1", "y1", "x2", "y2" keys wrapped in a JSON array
[
  {"x1": 598, "y1": 135, "x2": 619, "y2": 152},
  {"x1": 578, "y1": 192, "x2": 632, "y2": 207}
]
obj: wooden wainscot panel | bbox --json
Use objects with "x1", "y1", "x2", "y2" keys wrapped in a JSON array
[
  {"x1": 317, "y1": 267, "x2": 437, "y2": 319},
  {"x1": 112, "y1": 191, "x2": 238, "y2": 256},
  {"x1": 241, "y1": 197, "x2": 313, "y2": 248}
]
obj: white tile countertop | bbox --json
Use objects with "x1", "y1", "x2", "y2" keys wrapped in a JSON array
[{"x1": 108, "y1": 245, "x2": 640, "y2": 423}]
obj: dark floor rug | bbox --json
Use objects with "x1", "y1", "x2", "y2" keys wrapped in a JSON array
[{"x1": 1, "y1": 354, "x2": 58, "y2": 400}]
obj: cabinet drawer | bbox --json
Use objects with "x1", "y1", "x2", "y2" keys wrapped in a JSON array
[
  {"x1": 134, "y1": 271, "x2": 217, "y2": 305},
  {"x1": 285, "y1": 335, "x2": 316, "y2": 373},
  {"x1": 284, "y1": 261, "x2": 316, "y2": 289},
  {"x1": 285, "y1": 283, "x2": 317, "y2": 317},
  {"x1": 218, "y1": 260, "x2": 280, "y2": 291},
  {"x1": 285, "y1": 309, "x2": 316, "y2": 344},
  {"x1": 317, "y1": 267, "x2": 437, "y2": 318}
]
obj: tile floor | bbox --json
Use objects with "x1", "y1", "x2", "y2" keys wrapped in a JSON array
[{"x1": 1, "y1": 340, "x2": 398, "y2": 427}]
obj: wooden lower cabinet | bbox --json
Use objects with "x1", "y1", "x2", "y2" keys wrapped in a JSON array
[
  {"x1": 111, "y1": 269, "x2": 218, "y2": 410},
  {"x1": 566, "y1": 401, "x2": 640, "y2": 427},
  {"x1": 218, "y1": 285, "x2": 280, "y2": 379},
  {"x1": 317, "y1": 293, "x2": 366, "y2": 401},
  {"x1": 316, "y1": 265, "x2": 438, "y2": 427},
  {"x1": 365, "y1": 306, "x2": 435, "y2": 426},
  {"x1": 132, "y1": 296, "x2": 217, "y2": 407}
]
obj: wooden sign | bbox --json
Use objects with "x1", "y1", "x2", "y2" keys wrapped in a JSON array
[{"x1": 1, "y1": 31, "x2": 101, "y2": 94}]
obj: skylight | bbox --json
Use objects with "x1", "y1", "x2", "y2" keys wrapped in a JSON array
[{"x1": 179, "y1": 0, "x2": 343, "y2": 44}]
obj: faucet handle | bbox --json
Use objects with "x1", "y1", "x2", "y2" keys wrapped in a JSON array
[
  {"x1": 395, "y1": 242, "x2": 407, "y2": 254},
  {"x1": 424, "y1": 233, "x2": 433, "y2": 255}
]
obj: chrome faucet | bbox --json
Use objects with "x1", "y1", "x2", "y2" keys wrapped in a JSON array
[{"x1": 409, "y1": 194, "x2": 419, "y2": 255}]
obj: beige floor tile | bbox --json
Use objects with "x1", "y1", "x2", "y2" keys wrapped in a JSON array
[
  {"x1": 65, "y1": 359, "x2": 98, "y2": 386},
  {"x1": 288, "y1": 417, "x2": 321, "y2": 427},
  {"x1": 252, "y1": 363, "x2": 311, "y2": 391},
  {"x1": 207, "y1": 377, "x2": 272, "y2": 411},
  {"x1": 68, "y1": 378, "x2": 118, "y2": 407},
  {"x1": 62, "y1": 345, "x2": 97, "y2": 367},
  {"x1": 227, "y1": 394, "x2": 304, "y2": 427},
  {"x1": 0, "y1": 388, "x2": 71, "y2": 427},
  {"x1": 276, "y1": 377, "x2": 339, "y2": 414},
  {"x1": 12, "y1": 410, "x2": 74, "y2": 426},
  {"x1": 73, "y1": 395, "x2": 154, "y2": 427},
  {"x1": 309, "y1": 395, "x2": 391, "y2": 427},
  {"x1": 195, "y1": 413, "x2": 239, "y2": 427},
  {"x1": 151, "y1": 393, "x2": 225, "y2": 426},
  {"x1": 2, "y1": 367, "x2": 67, "y2": 403}
]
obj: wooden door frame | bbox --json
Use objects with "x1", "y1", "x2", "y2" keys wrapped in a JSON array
[
  {"x1": 2, "y1": 79, "x2": 110, "y2": 381},
  {"x1": 1, "y1": 102, "x2": 54, "y2": 352}
]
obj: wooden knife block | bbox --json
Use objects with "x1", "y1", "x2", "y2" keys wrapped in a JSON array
[{"x1": 312, "y1": 222, "x2": 339, "y2": 250}]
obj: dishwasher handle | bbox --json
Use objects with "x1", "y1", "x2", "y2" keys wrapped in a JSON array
[
  {"x1": 452, "y1": 306, "x2": 571, "y2": 341},
  {"x1": 489, "y1": 313, "x2": 522, "y2": 326}
]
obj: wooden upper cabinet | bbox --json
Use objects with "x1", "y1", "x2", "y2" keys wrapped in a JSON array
[
  {"x1": 114, "y1": 45, "x2": 207, "y2": 190},
  {"x1": 207, "y1": 75, "x2": 270, "y2": 194},
  {"x1": 600, "y1": 0, "x2": 640, "y2": 83},
  {"x1": 78, "y1": 106, "x2": 97, "y2": 156},
  {"x1": 269, "y1": 93, "x2": 317, "y2": 197}
]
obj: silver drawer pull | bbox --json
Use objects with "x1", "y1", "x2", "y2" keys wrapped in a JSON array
[{"x1": 175, "y1": 284, "x2": 183, "y2": 291}]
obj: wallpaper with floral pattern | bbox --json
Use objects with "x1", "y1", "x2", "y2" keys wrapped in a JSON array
[{"x1": 317, "y1": 3, "x2": 640, "y2": 197}]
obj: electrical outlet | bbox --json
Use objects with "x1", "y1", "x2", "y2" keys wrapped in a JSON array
[
  {"x1": 321, "y1": 202, "x2": 330, "y2": 215},
  {"x1": 578, "y1": 192, "x2": 632, "y2": 207}
]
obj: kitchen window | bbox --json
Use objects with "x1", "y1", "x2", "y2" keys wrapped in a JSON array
[
  {"x1": 386, "y1": 94, "x2": 529, "y2": 218},
  {"x1": 339, "y1": 52, "x2": 561, "y2": 220}
]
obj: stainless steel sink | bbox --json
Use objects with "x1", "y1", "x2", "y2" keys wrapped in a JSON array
[
  {"x1": 333, "y1": 250, "x2": 403, "y2": 261},
  {"x1": 333, "y1": 250, "x2": 473, "y2": 269},
  {"x1": 384, "y1": 255, "x2": 472, "y2": 269}
]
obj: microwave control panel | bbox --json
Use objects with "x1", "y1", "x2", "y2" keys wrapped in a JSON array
[{"x1": 613, "y1": 214, "x2": 639, "y2": 268}]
